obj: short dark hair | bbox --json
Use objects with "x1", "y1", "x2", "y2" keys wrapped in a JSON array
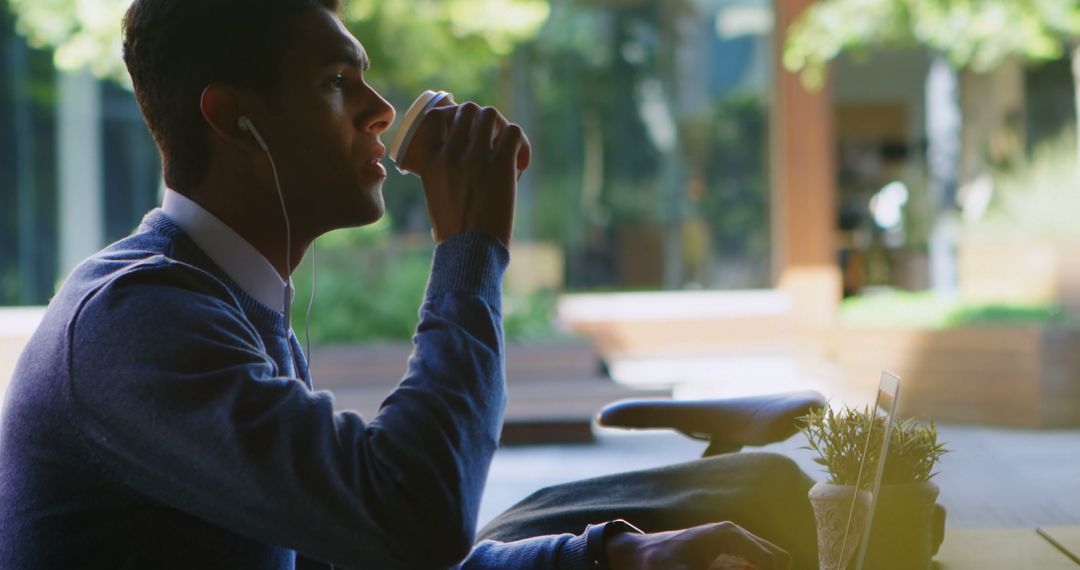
[{"x1": 122, "y1": 0, "x2": 341, "y2": 191}]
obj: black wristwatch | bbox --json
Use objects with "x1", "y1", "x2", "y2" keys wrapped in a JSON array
[{"x1": 585, "y1": 519, "x2": 645, "y2": 569}]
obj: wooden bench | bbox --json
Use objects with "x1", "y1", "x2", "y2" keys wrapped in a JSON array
[{"x1": 309, "y1": 340, "x2": 670, "y2": 445}]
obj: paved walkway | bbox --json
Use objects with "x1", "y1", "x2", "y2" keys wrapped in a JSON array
[{"x1": 479, "y1": 424, "x2": 1080, "y2": 529}]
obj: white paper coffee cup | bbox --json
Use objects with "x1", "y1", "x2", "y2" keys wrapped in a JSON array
[{"x1": 388, "y1": 90, "x2": 453, "y2": 175}]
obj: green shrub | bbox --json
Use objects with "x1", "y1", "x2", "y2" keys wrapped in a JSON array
[
  {"x1": 291, "y1": 224, "x2": 563, "y2": 346},
  {"x1": 840, "y1": 290, "x2": 1068, "y2": 329},
  {"x1": 503, "y1": 289, "x2": 567, "y2": 341}
]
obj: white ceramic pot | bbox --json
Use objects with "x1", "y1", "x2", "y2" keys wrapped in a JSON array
[{"x1": 808, "y1": 482, "x2": 871, "y2": 570}]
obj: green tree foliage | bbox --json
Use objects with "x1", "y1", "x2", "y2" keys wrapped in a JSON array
[
  {"x1": 5, "y1": 0, "x2": 549, "y2": 97},
  {"x1": 8, "y1": 0, "x2": 130, "y2": 81},
  {"x1": 784, "y1": 0, "x2": 1080, "y2": 90},
  {"x1": 343, "y1": 0, "x2": 548, "y2": 100}
]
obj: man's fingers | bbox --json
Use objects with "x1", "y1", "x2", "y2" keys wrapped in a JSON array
[
  {"x1": 494, "y1": 124, "x2": 524, "y2": 167},
  {"x1": 447, "y1": 102, "x2": 481, "y2": 154},
  {"x1": 515, "y1": 130, "x2": 532, "y2": 175},
  {"x1": 468, "y1": 107, "x2": 501, "y2": 152},
  {"x1": 708, "y1": 522, "x2": 788, "y2": 570},
  {"x1": 745, "y1": 532, "x2": 789, "y2": 569},
  {"x1": 417, "y1": 97, "x2": 525, "y2": 246},
  {"x1": 420, "y1": 106, "x2": 456, "y2": 151}
]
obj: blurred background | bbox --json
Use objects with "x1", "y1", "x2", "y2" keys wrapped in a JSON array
[{"x1": 2, "y1": 0, "x2": 1080, "y2": 534}]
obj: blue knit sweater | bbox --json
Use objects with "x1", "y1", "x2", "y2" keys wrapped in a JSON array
[{"x1": 0, "y1": 210, "x2": 590, "y2": 569}]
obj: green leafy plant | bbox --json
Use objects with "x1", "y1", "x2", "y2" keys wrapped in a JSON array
[
  {"x1": 840, "y1": 290, "x2": 1068, "y2": 329},
  {"x1": 799, "y1": 405, "x2": 948, "y2": 487},
  {"x1": 290, "y1": 222, "x2": 565, "y2": 345}
]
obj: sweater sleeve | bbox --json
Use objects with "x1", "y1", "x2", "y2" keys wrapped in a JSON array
[
  {"x1": 461, "y1": 533, "x2": 591, "y2": 570},
  {"x1": 68, "y1": 232, "x2": 509, "y2": 569}
]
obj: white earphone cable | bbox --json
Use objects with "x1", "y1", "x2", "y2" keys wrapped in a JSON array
[
  {"x1": 244, "y1": 118, "x2": 326, "y2": 568},
  {"x1": 243, "y1": 117, "x2": 317, "y2": 375},
  {"x1": 265, "y1": 152, "x2": 291, "y2": 283},
  {"x1": 261, "y1": 146, "x2": 300, "y2": 374},
  {"x1": 304, "y1": 240, "x2": 317, "y2": 367}
]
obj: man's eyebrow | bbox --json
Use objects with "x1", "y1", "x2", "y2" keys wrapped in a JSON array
[{"x1": 325, "y1": 46, "x2": 371, "y2": 71}]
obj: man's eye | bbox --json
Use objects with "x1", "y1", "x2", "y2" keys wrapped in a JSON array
[{"x1": 327, "y1": 74, "x2": 346, "y2": 89}]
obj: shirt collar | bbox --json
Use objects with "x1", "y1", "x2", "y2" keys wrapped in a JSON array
[{"x1": 161, "y1": 189, "x2": 292, "y2": 312}]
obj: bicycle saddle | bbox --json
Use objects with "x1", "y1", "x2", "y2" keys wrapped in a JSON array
[{"x1": 597, "y1": 390, "x2": 827, "y2": 456}]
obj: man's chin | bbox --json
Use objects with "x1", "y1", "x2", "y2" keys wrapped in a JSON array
[
  {"x1": 341, "y1": 194, "x2": 385, "y2": 229},
  {"x1": 356, "y1": 207, "x2": 385, "y2": 227},
  {"x1": 358, "y1": 188, "x2": 386, "y2": 225},
  {"x1": 311, "y1": 183, "x2": 385, "y2": 233}
]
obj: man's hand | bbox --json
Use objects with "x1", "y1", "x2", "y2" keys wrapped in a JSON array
[
  {"x1": 606, "y1": 522, "x2": 791, "y2": 570},
  {"x1": 415, "y1": 102, "x2": 531, "y2": 246}
]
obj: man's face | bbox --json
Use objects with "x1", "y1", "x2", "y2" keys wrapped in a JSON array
[{"x1": 263, "y1": 8, "x2": 396, "y2": 234}]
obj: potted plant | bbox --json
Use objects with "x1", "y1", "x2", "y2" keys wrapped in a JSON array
[{"x1": 800, "y1": 406, "x2": 948, "y2": 570}]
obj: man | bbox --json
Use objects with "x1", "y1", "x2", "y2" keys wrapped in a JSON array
[{"x1": 0, "y1": 1, "x2": 792, "y2": 568}]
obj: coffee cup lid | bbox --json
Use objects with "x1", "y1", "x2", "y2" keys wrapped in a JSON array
[{"x1": 388, "y1": 90, "x2": 452, "y2": 174}]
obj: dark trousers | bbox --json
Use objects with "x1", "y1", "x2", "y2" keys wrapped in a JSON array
[{"x1": 479, "y1": 452, "x2": 820, "y2": 570}]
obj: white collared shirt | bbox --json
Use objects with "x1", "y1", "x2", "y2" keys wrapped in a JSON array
[{"x1": 161, "y1": 189, "x2": 292, "y2": 313}]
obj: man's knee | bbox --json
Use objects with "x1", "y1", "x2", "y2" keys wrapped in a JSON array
[
  {"x1": 748, "y1": 451, "x2": 814, "y2": 489},
  {"x1": 698, "y1": 451, "x2": 814, "y2": 493}
]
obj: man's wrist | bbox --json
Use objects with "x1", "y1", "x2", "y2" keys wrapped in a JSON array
[
  {"x1": 586, "y1": 519, "x2": 644, "y2": 569},
  {"x1": 426, "y1": 231, "x2": 509, "y2": 302}
]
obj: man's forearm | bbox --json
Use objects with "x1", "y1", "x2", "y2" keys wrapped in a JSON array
[{"x1": 362, "y1": 231, "x2": 510, "y2": 565}]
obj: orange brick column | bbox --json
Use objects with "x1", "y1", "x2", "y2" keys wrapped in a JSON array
[{"x1": 771, "y1": 0, "x2": 841, "y2": 324}]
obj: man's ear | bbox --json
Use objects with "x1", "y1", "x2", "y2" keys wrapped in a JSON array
[{"x1": 200, "y1": 84, "x2": 255, "y2": 150}]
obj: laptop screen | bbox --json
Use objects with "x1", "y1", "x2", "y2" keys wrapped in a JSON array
[{"x1": 841, "y1": 371, "x2": 901, "y2": 570}]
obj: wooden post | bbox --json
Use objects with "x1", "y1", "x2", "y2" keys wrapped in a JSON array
[{"x1": 772, "y1": 0, "x2": 840, "y2": 323}]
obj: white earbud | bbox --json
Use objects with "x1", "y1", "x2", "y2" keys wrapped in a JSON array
[{"x1": 238, "y1": 115, "x2": 269, "y2": 152}]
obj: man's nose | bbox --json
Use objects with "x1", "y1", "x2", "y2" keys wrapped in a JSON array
[{"x1": 363, "y1": 90, "x2": 396, "y2": 135}]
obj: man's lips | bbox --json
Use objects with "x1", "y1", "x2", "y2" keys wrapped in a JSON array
[
  {"x1": 366, "y1": 145, "x2": 388, "y2": 177},
  {"x1": 368, "y1": 144, "x2": 387, "y2": 163}
]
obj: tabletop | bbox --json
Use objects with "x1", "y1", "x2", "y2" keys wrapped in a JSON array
[{"x1": 932, "y1": 528, "x2": 1080, "y2": 569}]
